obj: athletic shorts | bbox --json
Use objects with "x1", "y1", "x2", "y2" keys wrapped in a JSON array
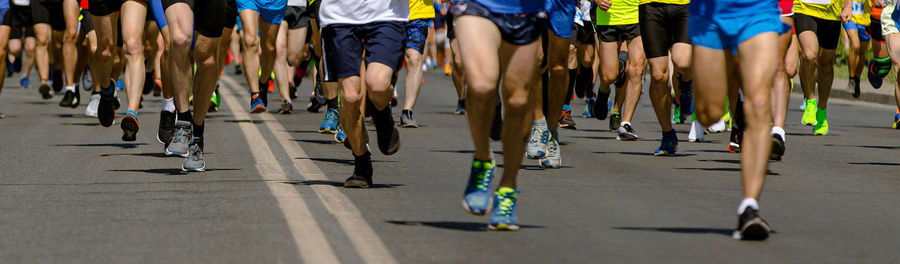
[
  {"x1": 149, "y1": 0, "x2": 167, "y2": 29},
  {"x1": 236, "y1": 0, "x2": 286, "y2": 25},
  {"x1": 885, "y1": 4, "x2": 900, "y2": 36},
  {"x1": 575, "y1": 23, "x2": 595, "y2": 44},
  {"x1": 405, "y1": 18, "x2": 430, "y2": 53},
  {"x1": 596, "y1": 24, "x2": 640, "y2": 42},
  {"x1": 870, "y1": 15, "x2": 884, "y2": 42},
  {"x1": 689, "y1": 6, "x2": 786, "y2": 53},
  {"x1": 162, "y1": 0, "x2": 227, "y2": 38},
  {"x1": 0, "y1": 8, "x2": 7, "y2": 25},
  {"x1": 843, "y1": 20, "x2": 871, "y2": 42},
  {"x1": 284, "y1": 5, "x2": 309, "y2": 29},
  {"x1": 32, "y1": 0, "x2": 66, "y2": 31},
  {"x1": 449, "y1": 1, "x2": 544, "y2": 45},
  {"x1": 225, "y1": 0, "x2": 237, "y2": 29},
  {"x1": 88, "y1": 0, "x2": 123, "y2": 16},
  {"x1": 545, "y1": 0, "x2": 575, "y2": 38},
  {"x1": 638, "y1": 2, "x2": 690, "y2": 59},
  {"x1": 307, "y1": 0, "x2": 318, "y2": 19},
  {"x1": 794, "y1": 13, "x2": 841, "y2": 50},
  {"x1": 4, "y1": 5, "x2": 36, "y2": 39},
  {"x1": 80, "y1": 9, "x2": 94, "y2": 32},
  {"x1": 779, "y1": 0, "x2": 793, "y2": 16},
  {"x1": 321, "y1": 21, "x2": 405, "y2": 82},
  {"x1": 445, "y1": 8, "x2": 454, "y2": 39}
]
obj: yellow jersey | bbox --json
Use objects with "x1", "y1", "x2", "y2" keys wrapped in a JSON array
[
  {"x1": 794, "y1": 0, "x2": 846, "y2": 21},
  {"x1": 597, "y1": 0, "x2": 640, "y2": 26},
  {"x1": 409, "y1": 0, "x2": 436, "y2": 20},
  {"x1": 639, "y1": 0, "x2": 689, "y2": 5},
  {"x1": 850, "y1": 0, "x2": 871, "y2": 25}
]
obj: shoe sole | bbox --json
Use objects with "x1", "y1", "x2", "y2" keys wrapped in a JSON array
[
  {"x1": 400, "y1": 123, "x2": 419, "y2": 128},
  {"x1": 182, "y1": 164, "x2": 207, "y2": 172},
  {"x1": 461, "y1": 199, "x2": 492, "y2": 216},
  {"x1": 539, "y1": 159, "x2": 561, "y2": 169},
  {"x1": 39, "y1": 85, "x2": 52, "y2": 99},
  {"x1": 380, "y1": 126, "x2": 401, "y2": 155},
  {"x1": 617, "y1": 134, "x2": 638, "y2": 141},
  {"x1": 525, "y1": 150, "x2": 546, "y2": 159},
  {"x1": 488, "y1": 223, "x2": 519, "y2": 231},
  {"x1": 343, "y1": 180, "x2": 370, "y2": 188},
  {"x1": 121, "y1": 116, "x2": 139, "y2": 141},
  {"x1": 250, "y1": 105, "x2": 266, "y2": 114},
  {"x1": 728, "y1": 143, "x2": 741, "y2": 153},
  {"x1": 735, "y1": 219, "x2": 770, "y2": 240}
]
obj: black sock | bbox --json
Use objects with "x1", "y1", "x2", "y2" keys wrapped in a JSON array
[
  {"x1": 193, "y1": 122, "x2": 204, "y2": 138},
  {"x1": 100, "y1": 82, "x2": 114, "y2": 96},
  {"x1": 326, "y1": 97, "x2": 339, "y2": 109},
  {"x1": 353, "y1": 151, "x2": 373, "y2": 176},
  {"x1": 178, "y1": 110, "x2": 193, "y2": 123}
]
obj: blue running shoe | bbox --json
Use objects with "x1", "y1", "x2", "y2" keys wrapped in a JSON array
[
  {"x1": 654, "y1": 130, "x2": 679, "y2": 156},
  {"x1": 20, "y1": 76, "x2": 29, "y2": 88},
  {"x1": 463, "y1": 159, "x2": 495, "y2": 216},
  {"x1": 583, "y1": 98, "x2": 594, "y2": 118},
  {"x1": 319, "y1": 108, "x2": 340, "y2": 133},
  {"x1": 893, "y1": 113, "x2": 900, "y2": 129},
  {"x1": 335, "y1": 125, "x2": 347, "y2": 142},
  {"x1": 489, "y1": 187, "x2": 520, "y2": 231},
  {"x1": 250, "y1": 94, "x2": 266, "y2": 113}
]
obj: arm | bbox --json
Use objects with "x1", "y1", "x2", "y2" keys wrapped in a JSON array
[{"x1": 840, "y1": 0, "x2": 853, "y2": 23}]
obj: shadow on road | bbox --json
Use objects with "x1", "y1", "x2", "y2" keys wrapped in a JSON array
[
  {"x1": 292, "y1": 139, "x2": 340, "y2": 145},
  {"x1": 430, "y1": 149, "x2": 505, "y2": 155},
  {"x1": 296, "y1": 157, "x2": 397, "y2": 165},
  {"x1": 594, "y1": 151, "x2": 697, "y2": 157},
  {"x1": 386, "y1": 220, "x2": 545, "y2": 232},
  {"x1": 109, "y1": 168, "x2": 241, "y2": 175},
  {"x1": 613, "y1": 226, "x2": 734, "y2": 237},
  {"x1": 101, "y1": 152, "x2": 184, "y2": 158},
  {"x1": 53, "y1": 143, "x2": 148, "y2": 148},
  {"x1": 677, "y1": 167, "x2": 780, "y2": 175},
  {"x1": 288, "y1": 180, "x2": 404, "y2": 189},
  {"x1": 698, "y1": 159, "x2": 740, "y2": 164},
  {"x1": 825, "y1": 144, "x2": 900, "y2": 150},
  {"x1": 64, "y1": 122, "x2": 101, "y2": 126},
  {"x1": 224, "y1": 119, "x2": 266, "y2": 124},
  {"x1": 848, "y1": 162, "x2": 900, "y2": 166}
]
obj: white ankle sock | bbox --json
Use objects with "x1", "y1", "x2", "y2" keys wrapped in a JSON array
[
  {"x1": 771, "y1": 126, "x2": 785, "y2": 141},
  {"x1": 621, "y1": 121, "x2": 631, "y2": 127},
  {"x1": 64, "y1": 85, "x2": 75, "y2": 92},
  {"x1": 738, "y1": 198, "x2": 759, "y2": 214},
  {"x1": 162, "y1": 97, "x2": 175, "y2": 112}
]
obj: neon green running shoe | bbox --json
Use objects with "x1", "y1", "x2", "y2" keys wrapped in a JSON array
[
  {"x1": 814, "y1": 107, "x2": 828, "y2": 135},
  {"x1": 672, "y1": 105, "x2": 684, "y2": 124},
  {"x1": 209, "y1": 85, "x2": 221, "y2": 112},
  {"x1": 801, "y1": 99, "x2": 817, "y2": 126}
]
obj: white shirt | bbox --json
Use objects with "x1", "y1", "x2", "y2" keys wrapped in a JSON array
[
  {"x1": 319, "y1": 0, "x2": 410, "y2": 26},
  {"x1": 288, "y1": 0, "x2": 306, "y2": 7}
]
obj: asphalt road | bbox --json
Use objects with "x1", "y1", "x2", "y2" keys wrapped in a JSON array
[{"x1": 1, "y1": 68, "x2": 899, "y2": 263}]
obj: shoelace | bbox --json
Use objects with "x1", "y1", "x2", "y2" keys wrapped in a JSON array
[
  {"x1": 494, "y1": 194, "x2": 515, "y2": 217},
  {"x1": 325, "y1": 109, "x2": 339, "y2": 126},
  {"x1": 470, "y1": 162, "x2": 493, "y2": 192},
  {"x1": 172, "y1": 128, "x2": 190, "y2": 144},
  {"x1": 188, "y1": 144, "x2": 202, "y2": 161},
  {"x1": 528, "y1": 128, "x2": 542, "y2": 144}
]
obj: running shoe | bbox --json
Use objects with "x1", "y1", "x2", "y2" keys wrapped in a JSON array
[
  {"x1": 85, "y1": 93, "x2": 100, "y2": 117},
  {"x1": 153, "y1": 79, "x2": 162, "y2": 96},
  {"x1": 813, "y1": 108, "x2": 828, "y2": 135},
  {"x1": 583, "y1": 98, "x2": 594, "y2": 118},
  {"x1": 559, "y1": 105, "x2": 576, "y2": 130},
  {"x1": 893, "y1": 113, "x2": 900, "y2": 129},
  {"x1": 617, "y1": 123, "x2": 639, "y2": 141},
  {"x1": 400, "y1": 109, "x2": 419, "y2": 128},
  {"x1": 98, "y1": 90, "x2": 116, "y2": 127},
  {"x1": 850, "y1": 78, "x2": 860, "y2": 98},
  {"x1": 488, "y1": 187, "x2": 520, "y2": 231},
  {"x1": 182, "y1": 137, "x2": 206, "y2": 172},
  {"x1": 526, "y1": 124, "x2": 549, "y2": 159},
  {"x1": 158, "y1": 110, "x2": 176, "y2": 147},
  {"x1": 209, "y1": 86, "x2": 220, "y2": 112},
  {"x1": 443, "y1": 63, "x2": 452, "y2": 75},
  {"x1": 142, "y1": 71, "x2": 154, "y2": 95},
  {"x1": 707, "y1": 118, "x2": 727, "y2": 133},
  {"x1": 728, "y1": 128, "x2": 743, "y2": 153},
  {"x1": 120, "y1": 110, "x2": 140, "y2": 141},
  {"x1": 38, "y1": 82, "x2": 52, "y2": 99},
  {"x1": 867, "y1": 59, "x2": 884, "y2": 89},
  {"x1": 250, "y1": 93, "x2": 266, "y2": 114},
  {"x1": 334, "y1": 126, "x2": 347, "y2": 143},
  {"x1": 614, "y1": 51, "x2": 627, "y2": 88},
  {"x1": 20, "y1": 76, "x2": 29, "y2": 88},
  {"x1": 679, "y1": 76, "x2": 693, "y2": 117},
  {"x1": 463, "y1": 159, "x2": 495, "y2": 216},
  {"x1": 166, "y1": 120, "x2": 192, "y2": 157},
  {"x1": 771, "y1": 133, "x2": 785, "y2": 161},
  {"x1": 490, "y1": 102, "x2": 503, "y2": 141},
  {"x1": 539, "y1": 138, "x2": 561, "y2": 169},
  {"x1": 609, "y1": 112, "x2": 621, "y2": 131},
  {"x1": 319, "y1": 108, "x2": 340, "y2": 133},
  {"x1": 278, "y1": 100, "x2": 293, "y2": 115},
  {"x1": 307, "y1": 81, "x2": 326, "y2": 113},
  {"x1": 801, "y1": 99, "x2": 817, "y2": 126},
  {"x1": 688, "y1": 119, "x2": 704, "y2": 142},
  {"x1": 58, "y1": 89, "x2": 80, "y2": 108},
  {"x1": 672, "y1": 105, "x2": 685, "y2": 124},
  {"x1": 344, "y1": 152, "x2": 374, "y2": 188},
  {"x1": 369, "y1": 101, "x2": 401, "y2": 155},
  {"x1": 455, "y1": 99, "x2": 466, "y2": 115},
  {"x1": 733, "y1": 207, "x2": 770, "y2": 240},
  {"x1": 234, "y1": 63, "x2": 243, "y2": 75},
  {"x1": 82, "y1": 68, "x2": 93, "y2": 90},
  {"x1": 592, "y1": 89, "x2": 610, "y2": 120},
  {"x1": 654, "y1": 130, "x2": 678, "y2": 156}
]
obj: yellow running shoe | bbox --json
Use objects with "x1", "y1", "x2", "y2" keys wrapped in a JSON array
[
  {"x1": 801, "y1": 99, "x2": 817, "y2": 126},
  {"x1": 813, "y1": 108, "x2": 828, "y2": 135}
]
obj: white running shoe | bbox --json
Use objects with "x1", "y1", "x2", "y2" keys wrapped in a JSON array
[
  {"x1": 707, "y1": 118, "x2": 727, "y2": 133},
  {"x1": 688, "y1": 120, "x2": 705, "y2": 142},
  {"x1": 85, "y1": 93, "x2": 100, "y2": 117}
]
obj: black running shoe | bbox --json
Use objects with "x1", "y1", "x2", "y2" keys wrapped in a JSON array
[
  {"x1": 120, "y1": 110, "x2": 139, "y2": 141},
  {"x1": 770, "y1": 133, "x2": 785, "y2": 161},
  {"x1": 289, "y1": 84, "x2": 298, "y2": 100},
  {"x1": 850, "y1": 78, "x2": 861, "y2": 98},
  {"x1": 278, "y1": 101, "x2": 293, "y2": 115},
  {"x1": 39, "y1": 82, "x2": 53, "y2": 99},
  {"x1": 142, "y1": 71, "x2": 154, "y2": 95},
  {"x1": 728, "y1": 129, "x2": 743, "y2": 153},
  {"x1": 368, "y1": 100, "x2": 401, "y2": 155},
  {"x1": 593, "y1": 90, "x2": 610, "y2": 120},
  {"x1": 59, "y1": 90, "x2": 78, "y2": 108},
  {"x1": 609, "y1": 113, "x2": 621, "y2": 131},
  {"x1": 344, "y1": 152, "x2": 373, "y2": 188},
  {"x1": 679, "y1": 76, "x2": 693, "y2": 118},
  {"x1": 614, "y1": 51, "x2": 628, "y2": 88},
  {"x1": 98, "y1": 92, "x2": 116, "y2": 127},
  {"x1": 259, "y1": 81, "x2": 269, "y2": 108},
  {"x1": 490, "y1": 101, "x2": 503, "y2": 141},
  {"x1": 158, "y1": 110, "x2": 176, "y2": 147},
  {"x1": 735, "y1": 208, "x2": 770, "y2": 240}
]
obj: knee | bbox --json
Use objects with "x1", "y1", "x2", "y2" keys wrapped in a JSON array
[
  {"x1": 340, "y1": 88, "x2": 362, "y2": 105},
  {"x1": 601, "y1": 67, "x2": 618, "y2": 84},
  {"x1": 405, "y1": 50, "x2": 422, "y2": 66},
  {"x1": 695, "y1": 105, "x2": 723, "y2": 126},
  {"x1": 170, "y1": 31, "x2": 192, "y2": 50},
  {"x1": 124, "y1": 39, "x2": 143, "y2": 57},
  {"x1": 801, "y1": 50, "x2": 817, "y2": 63},
  {"x1": 242, "y1": 35, "x2": 259, "y2": 50},
  {"x1": 649, "y1": 67, "x2": 668, "y2": 83},
  {"x1": 64, "y1": 28, "x2": 78, "y2": 43},
  {"x1": 625, "y1": 63, "x2": 644, "y2": 79}
]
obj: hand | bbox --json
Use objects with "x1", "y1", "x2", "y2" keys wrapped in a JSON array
[
  {"x1": 840, "y1": 7, "x2": 852, "y2": 23},
  {"x1": 595, "y1": 0, "x2": 611, "y2": 11},
  {"x1": 874, "y1": 0, "x2": 885, "y2": 8}
]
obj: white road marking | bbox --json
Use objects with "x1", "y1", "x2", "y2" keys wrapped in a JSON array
[
  {"x1": 222, "y1": 76, "x2": 398, "y2": 264},
  {"x1": 221, "y1": 81, "x2": 340, "y2": 264}
]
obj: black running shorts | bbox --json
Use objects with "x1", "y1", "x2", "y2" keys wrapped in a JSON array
[
  {"x1": 575, "y1": 23, "x2": 596, "y2": 44},
  {"x1": 4, "y1": 5, "x2": 37, "y2": 39},
  {"x1": 596, "y1": 23, "x2": 640, "y2": 43},
  {"x1": 794, "y1": 13, "x2": 840, "y2": 50},
  {"x1": 285, "y1": 6, "x2": 309, "y2": 30},
  {"x1": 162, "y1": 0, "x2": 226, "y2": 38},
  {"x1": 638, "y1": 2, "x2": 690, "y2": 59},
  {"x1": 870, "y1": 15, "x2": 884, "y2": 42},
  {"x1": 88, "y1": 0, "x2": 124, "y2": 16}
]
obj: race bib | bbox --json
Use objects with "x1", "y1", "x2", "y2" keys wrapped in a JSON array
[
  {"x1": 852, "y1": 1, "x2": 864, "y2": 15},
  {"x1": 802, "y1": 0, "x2": 832, "y2": 4},
  {"x1": 12, "y1": 0, "x2": 29, "y2": 6}
]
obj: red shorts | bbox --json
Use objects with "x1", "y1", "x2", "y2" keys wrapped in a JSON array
[{"x1": 779, "y1": 0, "x2": 793, "y2": 16}]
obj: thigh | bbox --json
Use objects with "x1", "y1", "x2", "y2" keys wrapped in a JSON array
[
  {"x1": 737, "y1": 32, "x2": 778, "y2": 98},
  {"x1": 639, "y1": 4, "x2": 670, "y2": 59},
  {"x1": 598, "y1": 40, "x2": 620, "y2": 75},
  {"x1": 692, "y1": 46, "x2": 730, "y2": 109},
  {"x1": 321, "y1": 25, "x2": 362, "y2": 82},
  {"x1": 120, "y1": 1, "x2": 148, "y2": 42},
  {"x1": 454, "y1": 15, "x2": 501, "y2": 92}
]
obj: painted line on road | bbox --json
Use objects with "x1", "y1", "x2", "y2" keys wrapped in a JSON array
[
  {"x1": 222, "y1": 75, "x2": 398, "y2": 264},
  {"x1": 221, "y1": 79, "x2": 340, "y2": 264}
]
